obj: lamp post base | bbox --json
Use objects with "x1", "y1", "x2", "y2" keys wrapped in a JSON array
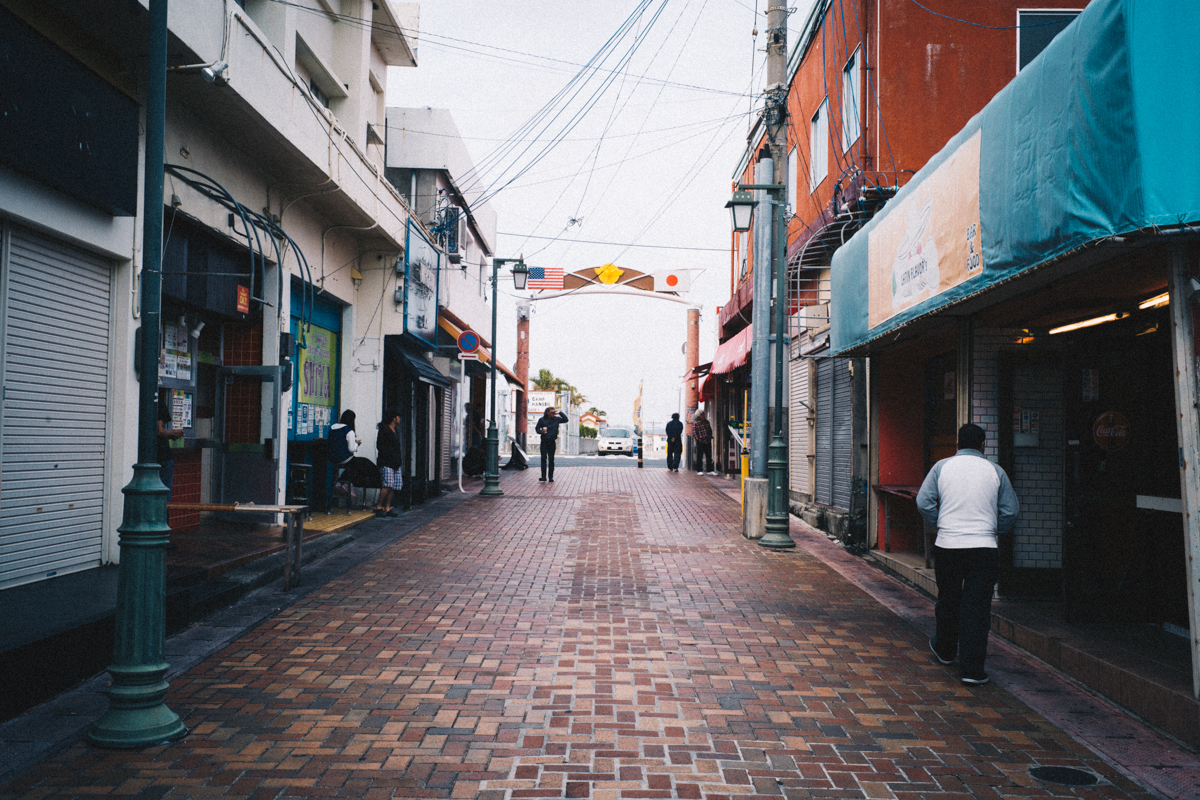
[
  {"x1": 481, "y1": 425, "x2": 504, "y2": 497},
  {"x1": 759, "y1": 434, "x2": 795, "y2": 549},
  {"x1": 88, "y1": 463, "x2": 188, "y2": 748}
]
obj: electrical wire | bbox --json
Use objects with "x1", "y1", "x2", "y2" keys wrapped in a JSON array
[
  {"x1": 498, "y1": 233, "x2": 727, "y2": 252},
  {"x1": 904, "y1": 0, "x2": 1080, "y2": 30}
]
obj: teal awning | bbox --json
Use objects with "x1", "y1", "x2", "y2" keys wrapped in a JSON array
[{"x1": 831, "y1": 0, "x2": 1200, "y2": 355}]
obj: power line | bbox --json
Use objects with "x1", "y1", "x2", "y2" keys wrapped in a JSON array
[{"x1": 498, "y1": 233, "x2": 726, "y2": 252}]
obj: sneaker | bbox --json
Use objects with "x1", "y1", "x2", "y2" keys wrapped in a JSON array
[
  {"x1": 539, "y1": 477, "x2": 547, "y2": 482},
  {"x1": 697, "y1": 471, "x2": 705, "y2": 475},
  {"x1": 548, "y1": 478, "x2": 554, "y2": 483},
  {"x1": 708, "y1": 471, "x2": 719, "y2": 475},
  {"x1": 385, "y1": 510, "x2": 400, "y2": 518},
  {"x1": 374, "y1": 509, "x2": 387, "y2": 518},
  {"x1": 961, "y1": 673, "x2": 990, "y2": 686},
  {"x1": 929, "y1": 638, "x2": 953, "y2": 665}
]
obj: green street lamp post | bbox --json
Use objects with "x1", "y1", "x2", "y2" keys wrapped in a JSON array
[
  {"x1": 732, "y1": 183, "x2": 795, "y2": 550},
  {"x1": 481, "y1": 258, "x2": 528, "y2": 497},
  {"x1": 88, "y1": 0, "x2": 189, "y2": 748}
]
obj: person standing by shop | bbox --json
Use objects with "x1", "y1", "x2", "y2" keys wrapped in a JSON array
[
  {"x1": 692, "y1": 410, "x2": 715, "y2": 475},
  {"x1": 156, "y1": 390, "x2": 184, "y2": 499},
  {"x1": 535, "y1": 406, "x2": 569, "y2": 482},
  {"x1": 374, "y1": 408, "x2": 402, "y2": 518},
  {"x1": 327, "y1": 409, "x2": 360, "y2": 476},
  {"x1": 665, "y1": 413, "x2": 684, "y2": 472},
  {"x1": 917, "y1": 423, "x2": 1020, "y2": 685}
]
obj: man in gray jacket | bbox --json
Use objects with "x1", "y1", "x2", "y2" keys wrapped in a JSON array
[{"x1": 917, "y1": 423, "x2": 1019, "y2": 685}]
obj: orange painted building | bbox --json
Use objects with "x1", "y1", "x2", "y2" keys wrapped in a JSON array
[{"x1": 715, "y1": 1, "x2": 1088, "y2": 541}]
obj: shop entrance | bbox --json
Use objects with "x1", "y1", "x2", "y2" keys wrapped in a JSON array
[
  {"x1": 214, "y1": 365, "x2": 283, "y2": 515},
  {"x1": 1061, "y1": 309, "x2": 1186, "y2": 625}
]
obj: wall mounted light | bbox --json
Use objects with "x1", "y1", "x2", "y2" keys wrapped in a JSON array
[
  {"x1": 190, "y1": 320, "x2": 205, "y2": 339},
  {"x1": 1049, "y1": 312, "x2": 1130, "y2": 335},
  {"x1": 1138, "y1": 292, "x2": 1170, "y2": 310}
]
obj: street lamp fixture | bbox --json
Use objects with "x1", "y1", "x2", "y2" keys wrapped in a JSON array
[
  {"x1": 480, "y1": 257, "x2": 527, "y2": 497},
  {"x1": 726, "y1": 190, "x2": 757, "y2": 233},
  {"x1": 512, "y1": 260, "x2": 529, "y2": 291}
]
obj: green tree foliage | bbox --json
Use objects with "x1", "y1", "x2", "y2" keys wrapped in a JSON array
[
  {"x1": 580, "y1": 425, "x2": 598, "y2": 439},
  {"x1": 531, "y1": 368, "x2": 587, "y2": 407}
]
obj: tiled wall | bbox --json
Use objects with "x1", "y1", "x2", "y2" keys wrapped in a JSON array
[
  {"x1": 1010, "y1": 364, "x2": 1064, "y2": 568},
  {"x1": 973, "y1": 328, "x2": 1064, "y2": 569},
  {"x1": 169, "y1": 450, "x2": 202, "y2": 529},
  {"x1": 223, "y1": 324, "x2": 263, "y2": 444}
]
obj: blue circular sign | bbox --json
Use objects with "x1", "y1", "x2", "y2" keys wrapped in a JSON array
[{"x1": 458, "y1": 330, "x2": 480, "y2": 353}]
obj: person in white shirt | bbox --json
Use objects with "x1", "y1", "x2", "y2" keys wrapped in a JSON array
[{"x1": 916, "y1": 423, "x2": 1019, "y2": 685}]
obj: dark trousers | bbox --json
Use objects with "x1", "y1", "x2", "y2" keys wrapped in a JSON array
[
  {"x1": 540, "y1": 438, "x2": 557, "y2": 480},
  {"x1": 933, "y1": 545, "x2": 999, "y2": 677},
  {"x1": 694, "y1": 440, "x2": 713, "y2": 472},
  {"x1": 666, "y1": 439, "x2": 682, "y2": 470}
]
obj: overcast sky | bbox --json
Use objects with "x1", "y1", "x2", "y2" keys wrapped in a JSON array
[{"x1": 387, "y1": 0, "x2": 813, "y2": 429}]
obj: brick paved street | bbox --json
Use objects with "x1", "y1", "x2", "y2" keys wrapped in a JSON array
[{"x1": 0, "y1": 468, "x2": 1186, "y2": 799}]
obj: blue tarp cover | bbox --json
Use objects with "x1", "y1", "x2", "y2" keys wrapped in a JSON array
[{"x1": 831, "y1": 0, "x2": 1200, "y2": 354}]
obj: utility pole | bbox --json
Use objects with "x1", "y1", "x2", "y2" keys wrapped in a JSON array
[
  {"x1": 759, "y1": 2, "x2": 795, "y2": 549},
  {"x1": 684, "y1": 307, "x2": 699, "y2": 468},
  {"x1": 515, "y1": 303, "x2": 530, "y2": 451}
]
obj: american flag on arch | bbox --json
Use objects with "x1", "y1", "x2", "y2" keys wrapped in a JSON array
[{"x1": 527, "y1": 266, "x2": 564, "y2": 290}]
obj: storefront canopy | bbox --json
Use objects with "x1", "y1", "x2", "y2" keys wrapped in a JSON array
[
  {"x1": 386, "y1": 339, "x2": 451, "y2": 388},
  {"x1": 831, "y1": 0, "x2": 1200, "y2": 355},
  {"x1": 436, "y1": 311, "x2": 523, "y2": 387},
  {"x1": 711, "y1": 324, "x2": 753, "y2": 375}
]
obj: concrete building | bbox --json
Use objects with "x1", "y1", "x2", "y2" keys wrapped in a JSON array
[{"x1": 0, "y1": 0, "x2": 420, "y2": 589}]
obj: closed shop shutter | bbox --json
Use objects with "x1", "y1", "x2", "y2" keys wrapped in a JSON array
[
  {"x1": 832, "y1": 357, "x2": 853, "y2": 510},
  {"x1": 441, "y1": 385, "x2": 452, "y2": 479},
  {"x1": 789, "y1": 355, "x2": 809, "y2": 496},
  {"x1": 1, "y1": 226, "x2": 112, "y2": 589},
  {"x1": 814, "y1": 357, "x2": 833, "y2": 505}
]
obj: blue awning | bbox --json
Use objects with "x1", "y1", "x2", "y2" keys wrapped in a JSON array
[{"x1": 831, "y1": 0, "x2": 1200, "y2": 355}]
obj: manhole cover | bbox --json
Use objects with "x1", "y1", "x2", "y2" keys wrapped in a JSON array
[{"x1": 1029, "y1": 766, "x2": 1098, "y2": 786}]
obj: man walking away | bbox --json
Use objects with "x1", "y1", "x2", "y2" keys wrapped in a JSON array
[
  {"x1": 665, "y1": 413, "x2": 684, "y2": 472},
  {"x1": 692, "y1": 410, "x2": 715, "y2": 474},
  {"x1": 535, "y1": 406, "x2": 569, "y2": 482},
  {"x1": 917, "y1": 423, "x2": 1019, "y2": 685}
]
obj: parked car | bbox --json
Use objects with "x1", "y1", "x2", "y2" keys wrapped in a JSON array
[{"x1": 597, "y1": 427, "x2": 635, "y2": 456}]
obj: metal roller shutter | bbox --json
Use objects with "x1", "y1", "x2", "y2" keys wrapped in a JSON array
[
  {"x1": 441, "y1": 385, "x2": 452, "y2": 480},
  {"x1": 814, "y1": 357, "x2": 833, "y2": 505},
  {"x1": 789, "y1": 355, "x2": 809, "y2": 496},
  {"x1": 832, "y1": 357, "x2": 853, "y2": 510},
  {"x1": 1, "y1": 226, "x2": 112, "y2": 589}
]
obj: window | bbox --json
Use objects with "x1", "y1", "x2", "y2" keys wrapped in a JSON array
[
  {"x1": 309, "y1": 79, "x2": 330, "y2": 108},
  {"x1": 787, "y1": 147, "x2": 797, "y2": 213},
  {"x1": 1017, "y1": 10, "x2": 1082, "y2": 71},
  {"x1": 842, "y1": 49, "x2": 861, "y2": 151},
  {"x1": 810, "y1": 98, "x2": 828, "y2": 191}
]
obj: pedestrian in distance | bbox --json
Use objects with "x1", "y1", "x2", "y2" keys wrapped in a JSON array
[
  {"x1": 535, "y1": 406, "x2": 569, "y2": 482},
  {"x1": 327, "y1": 409, "x2": 361, "y2": 472},
  {"x1": 692, "y1": 409, "x2": 716, "y2": 474},
  {"x1": 665, "y1": 412, "x2": 684, "y2": 472},
  {"x1": 374, "y1": 408, "x2": 403, "y2": 518},
  {"x1": 917, "y1": 423, "x2": 1020, "y2": 686}
]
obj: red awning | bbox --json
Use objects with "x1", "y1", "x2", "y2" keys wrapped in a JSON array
[
  {"x1": 680, "y1": 361, "x2": 712, "y2": 384},
  {"x1": 698, "y1": 373, "x2": 714, "y2": 401},
  {"x1": 711, "y1": 324, "x2": 752, "y2": 375}
]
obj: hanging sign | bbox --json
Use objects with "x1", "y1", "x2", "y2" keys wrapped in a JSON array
[
  {"x1": 1093, "y1": 411, "x2": 1129, "y2": 451},
  {"x1": 237, "y1": 285, "x2": 251, "y2": 314}
]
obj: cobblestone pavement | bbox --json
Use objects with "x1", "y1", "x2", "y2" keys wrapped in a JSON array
[{"x1": 0, "y1": 468, "x2": 1185, "y2": 799}]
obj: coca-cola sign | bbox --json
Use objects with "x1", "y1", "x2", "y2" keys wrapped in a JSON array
[{"x1": 1093, "y1": 412, "x2": 1130, "y2": 451}]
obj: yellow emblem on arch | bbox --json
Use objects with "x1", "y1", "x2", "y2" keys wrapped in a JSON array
[{"x1": 595, "y1": 263, "x2": 624, "y2": 284}]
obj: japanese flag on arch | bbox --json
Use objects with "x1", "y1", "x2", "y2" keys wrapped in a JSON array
[{"x1": 653, "y1": 270, "x2": 693, "y2": 292}]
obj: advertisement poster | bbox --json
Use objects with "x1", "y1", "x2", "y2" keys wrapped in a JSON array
[
  {"x1": 405, "y1": 221, "x2": 440, "y2": 346},
  {"x1": 297, "y1": 323, "x2": 338, "y2": 407},
  {"x1": 868, "y1": 129, "x2": 982, "y2": 329}
]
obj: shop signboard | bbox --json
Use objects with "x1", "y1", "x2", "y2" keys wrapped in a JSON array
[
  {"x1": 528, "y1": 390, "x2": 557, "y2": 414},
  {"x1": 404, "y1": 221, "x2": 440, "y2": 347},
  {"x1": 868, "y1": 130, "x2": 982, "y2": 330},
  {"x1": 294, "y1": 322, "x2": 337, "y2": 437}
]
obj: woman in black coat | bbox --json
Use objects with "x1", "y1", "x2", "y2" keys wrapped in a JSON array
[{"x1": 375, "y1": 408, "x2": 403, "y2": 517}]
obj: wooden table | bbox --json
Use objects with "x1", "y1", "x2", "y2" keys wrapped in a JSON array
[
  {"x1": 166, "y1": 502, "x2": 309, "y2": 589},
  {"x1": 873, "y1": 485, "x2": 934, "y2": 567}
]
